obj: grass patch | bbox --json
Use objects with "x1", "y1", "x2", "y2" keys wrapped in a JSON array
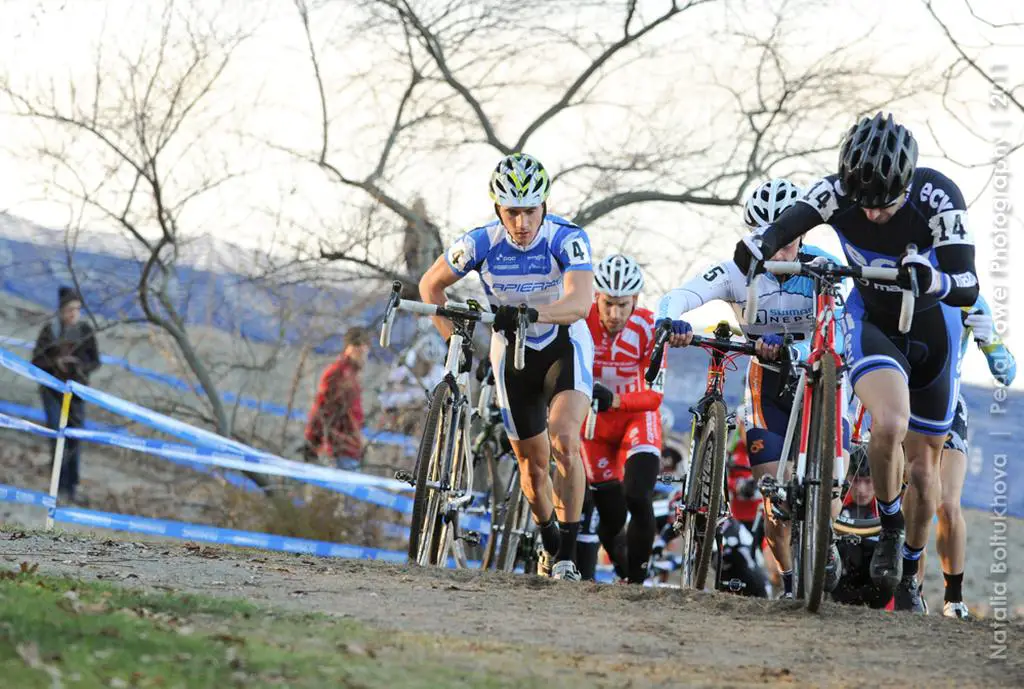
[{"x1": 0, "y1": 563, "x2": 585, "y2": 689}]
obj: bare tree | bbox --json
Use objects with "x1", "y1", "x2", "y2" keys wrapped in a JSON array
[
  {"x1": 0, "y1": 0, "x2": 259, "y2": 438},
  {"x1": 285, "y1": 0, "x2": 947, "y2": 294}
]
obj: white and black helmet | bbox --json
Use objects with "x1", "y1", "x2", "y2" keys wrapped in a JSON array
[
  {"x1": 743, "y1": 178, "x2": 802, "y2": 231},
  {"x1": 594, "y1": 254, "x2": 644, "y2": 297}
]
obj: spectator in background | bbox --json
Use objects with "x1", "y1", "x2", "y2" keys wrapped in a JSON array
[
  {"x1": 303, "y1": 327, "x2": 371, "y2": 470},
  {"x1": 31, "y1": 286, "x2": 100, "y2": 503}
]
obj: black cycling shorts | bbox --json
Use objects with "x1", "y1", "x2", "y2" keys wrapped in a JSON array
[
  {"x1": 843, "y1": 288, "x2": 963, "y2": 436},
  {"x1": 490, "y1": 321, "x2": 594, "y2": 441},
  {"x1": 943, "y1": 394, "x2": 969, "y2": 454}
]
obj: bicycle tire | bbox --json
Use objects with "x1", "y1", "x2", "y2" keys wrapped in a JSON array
[
  {"x1": 435, "y1": 405, "x2": 473, "y2": 567},
  {"x1": 408, "y1": 382, "x2": 450, "y2": 563},
  {"x1": 496, "y1": 470, "x2": 526, "y2": 572},
  {"x1": 803, "y1": 356, "x2": 837, "y2": 612},
  {"x1": 833, "y1": 516, "x2": 880, "y2": 537},
  {"x1": 479, "y1": 443, "x2": 502, "y2": 569},
  {"x1": 695, "y1": 399, "x2": 728, "y2": 590}
]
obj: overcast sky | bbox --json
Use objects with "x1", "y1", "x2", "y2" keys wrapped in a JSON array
[{"x1": 0, "y1": 0, "x2": 1021, "y2": 388}]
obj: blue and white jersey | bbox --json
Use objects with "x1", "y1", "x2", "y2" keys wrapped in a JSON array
[
  {"x1": 656, "y1": 245, "x2": 846, "y2": 342},
  {"x1": 445, "y1": 214, "x2": 593, "y2": 349}
]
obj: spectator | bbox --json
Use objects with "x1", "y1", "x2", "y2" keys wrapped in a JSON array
[
  {"x1": 31, "y1": 286, "x2": 100, "y2": 503},
  {"x1": 303, "y1": 327, "x2": 371, "y2": 469}
]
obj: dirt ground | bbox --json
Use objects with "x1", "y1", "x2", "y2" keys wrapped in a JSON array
[{"x1": 0, "y1": 529, "x2": 1020, "y2": 689}]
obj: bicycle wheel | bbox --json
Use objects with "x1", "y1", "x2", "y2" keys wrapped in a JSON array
[
  {"x1": 435, "y1": 405, "x2": 473, "y2": 567},
  {"x1": 479, "y1": 443, "x2": 503, "y2": 569},
  {"x1": 801, "y1": 356, "x2": 837, "y2": 612},
  {"x1": 496, "y1": 469, "x2": 530, "y2": 572},
  {"x1": 680, "y1": 399, "x2": 728, "y2": 590},
  {"x1": 408, "y1": 382, "x2": 452, "y2": 564}
]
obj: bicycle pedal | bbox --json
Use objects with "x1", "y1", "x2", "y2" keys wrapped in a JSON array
[
  {"x1": 460, "y1": 531, "x2": 481, "y2": 546},
  {"x1": 394, "y1": 470, "x2": 415, "y2": 486}
]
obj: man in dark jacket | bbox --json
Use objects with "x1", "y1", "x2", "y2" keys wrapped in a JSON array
[{"x1": 31, "y1": 286, "x2": 101, "y2": 502}]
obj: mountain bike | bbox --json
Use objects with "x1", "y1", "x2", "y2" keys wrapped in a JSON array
[
  {"x1": 380, "y1": 281, "x2": 528, "y2": 567},
  {"x1": 745, "y1": 250, "x2": 915, "y2": 611},
  {"x1": 646, "y1": 320, "x2": 757, "y2": 590}
]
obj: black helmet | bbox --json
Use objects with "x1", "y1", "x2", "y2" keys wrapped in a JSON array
[
  {"x1": 848, "y1": 443, "x2": 870, "y2": 478},
  {"x1": 837, "y1": 112, "x2": 918, "y2": 208}
]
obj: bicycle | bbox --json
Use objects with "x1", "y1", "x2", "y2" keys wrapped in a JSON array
[
  {"x1": 744, "y1": 249, "x2": 915, "y2": 611},
  {"x1": 646, "y1": 320, "x2": 757, "y2": 591},
  {"x1": 380, "y1": 281, "x2": 529, "y2": 567}
]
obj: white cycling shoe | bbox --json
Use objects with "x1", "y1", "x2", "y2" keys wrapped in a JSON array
[
  {"x1": 551, "y1": 560, "x2": 582, "y2": 581},
  {"x1": 943, "y1": 601, "x2": 969, "y2": 620}
]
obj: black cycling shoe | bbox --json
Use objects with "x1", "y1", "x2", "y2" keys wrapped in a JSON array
[
  {"x1": 869, "y1": 527, "x2": 904, "y2": 594},
  {"x1": 895, "y1": 575, "x2": 927, "y2": 614},
  {"x1": 824, "y1": 540, "x2": 842, "y2": 593}
]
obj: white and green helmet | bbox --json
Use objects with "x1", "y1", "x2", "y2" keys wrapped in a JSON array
[{"x1": 489, "y1": 153, "x2": 551, "y2": 207}]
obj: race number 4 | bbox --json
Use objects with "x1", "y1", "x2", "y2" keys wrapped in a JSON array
[{"x1": 566, "y1": 235, "x2": 591, "y2": 266}]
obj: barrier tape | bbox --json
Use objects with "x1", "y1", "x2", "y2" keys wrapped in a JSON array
[
  {"x1": 0, "y1": 338, "x2": 417, "y2": 453},
  {"x1": 0, "y1": 347, "x2": 68, "y2": 393},
  {"x1": 51, "y1": 506, "x2": 409, "y2": 561},
  {"x1": 0, "y1": 484, "x2": 55, "y2": 510},
  {"x1": 0, "y1": 412, "x2": 59, "y2": 438}
]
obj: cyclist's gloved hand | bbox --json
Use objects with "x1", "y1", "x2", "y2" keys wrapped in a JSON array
[
  {"x1": 492, "y1": 304, "x2": 539, "y2": 336},
  {"x1": 898, "y1": 252, "x2": 950, "y2": 296},
  {"x1": 592, "y1": 381, "x2": 615, "y2": 412},
  {"x1": 963, "y1": 308, "x2": 994, "y2": 345},
  {"x1": 475, "y1": 357, "x2": 493, "y2": 383},
  {"x1": 755, "y1": 333, "x2": 784, "y2": 361},
  {"x1": 655, "y1": 318, "x2": 693, "y2": 347},
  {"x1": 733, "y1": 232, "x2": 773, "y2": 275}
]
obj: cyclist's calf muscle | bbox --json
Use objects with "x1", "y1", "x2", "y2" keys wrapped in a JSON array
[{"x1": 853, "y1": 368, "x2": 909, "y2": 503}]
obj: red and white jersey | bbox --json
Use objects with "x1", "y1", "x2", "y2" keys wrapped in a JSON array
[{"x1": 585, "y1": 304, "x2": 665, "y2": 413}]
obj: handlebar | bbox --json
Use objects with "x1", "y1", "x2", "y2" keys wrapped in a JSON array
[
  {"x1": 645, "y1": 320, "x2": 758, "y2": 384},
  {"x1": 378, "y1": 281, "x2": 527, "y2": 371},
  {"x1": 743, "y1": 244, "x2": 918, "y2": 334}
]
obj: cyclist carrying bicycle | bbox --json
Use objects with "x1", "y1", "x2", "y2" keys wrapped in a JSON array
[
  {"x1": 582, "y1": 254, "x2": 665, "y2": 583},
  {"x1": 902, "y1": 295, "x2": 1015, "y2": 618},
  {"x1": 419, "y1": 153, "x2": 594, "y2": 581},
  {"x1": 733, "y1": 113, "x2": 981, "y2": 612},
  {"x1": 655, "y1": 177, "x2": 848, "y2": 599}
]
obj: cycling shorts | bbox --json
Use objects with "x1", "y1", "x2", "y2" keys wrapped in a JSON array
[
  {"x1": 943, "y1": 394, "x2": 969, "y2": 454},
  {"x1": 744, "y1": 358, "x2": 850, "y2": 468},
  {"x1": 581, "y1": 409, "x2": 662, "y2": 484},
  {"x1": 490, "y1": 321, "x2": 594, "y2": 441},
  {"x1": 843, "y1": 288, "x2": 963, "y2": 436}
]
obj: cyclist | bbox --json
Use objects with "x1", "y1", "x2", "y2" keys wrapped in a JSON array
[
  {"x1": 902, "y1": 296, "x2": 1016, "y2": 618},
  {"x1": 582, "y1": 254, "x2": 664, "y2": 583},
  {"x1": 732, "y1": 113, "x2": 981, "y2": 612},
  {"x1": 419, "y1": 153, "x2": 594, "y2": 581},
  {"x1": 656, "y1": 177, "x2": 848, "y2": 599},
  {"x1": 832, "y1": 443, "x2": 893, "y2": 609}
]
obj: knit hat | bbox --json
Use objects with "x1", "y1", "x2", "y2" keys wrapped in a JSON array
[{"x1": 58, "y1": 286, "x2": 81, "y2": 309}]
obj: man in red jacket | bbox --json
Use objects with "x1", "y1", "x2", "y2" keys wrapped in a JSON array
[
  {"x1": 304, "y1": 327, "x2": 371, "y2": 467},
  {"x1": 582, "y1": 255, "x2": 665, "y2": 583}
]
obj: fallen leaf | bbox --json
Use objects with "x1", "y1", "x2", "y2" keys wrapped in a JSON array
[
  {"x1": 339, "y1": 642, "x2": 376, "y2": 658},
  {"x1": 8, "y1": 531, "x2": 27, "y2": 540},
  {"x1": 19, "y1": 562, "x2": 39, "y2": 575},
  {"x1": 213, "y1": 633, "x2": 247, "y2": 645}
]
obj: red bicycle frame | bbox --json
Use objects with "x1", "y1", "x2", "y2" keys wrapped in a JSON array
[{"x1": 794, "y1": 288, "x2": 844, "y2": 481}]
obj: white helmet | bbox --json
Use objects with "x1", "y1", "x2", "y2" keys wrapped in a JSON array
[
  {"x1": 594, "y1": 254, "x2": 644, "y2": 297},
  {"x1": 743, "y1": 178, "x2": 802, "y2": 231},
  {"x1": 489, "y1": 153, "x2": 551, "y2": 207}
]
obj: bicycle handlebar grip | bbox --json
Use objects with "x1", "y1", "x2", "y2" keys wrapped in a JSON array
[
  {"x1": 645, "y1": 323, "x2": 671, "y2": 385},
  {"x1": 743, "y1": 262, "x2": 759, "y2": 326},
  {"x1": 763, "y1": 261, "x2": 801, "y2": 275},
  {"x1": 513, "y1": 304, "x2": 527, "y2": 371},
  {"x1": 379, "y1": 280, "x2": 402, "y2": 348},
  {"x1": 898, "y1": 244, "x2": 917, "y2": 334}
]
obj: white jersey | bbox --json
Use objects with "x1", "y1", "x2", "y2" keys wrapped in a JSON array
[
  {"x1": 655, "y1": 245, "x2": 843, "y2": 341},
  {"x1": 445, "y1": 214, "x2": 593, "y2": 349}
]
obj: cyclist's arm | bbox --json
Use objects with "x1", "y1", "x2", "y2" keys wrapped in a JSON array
[
  {"x1": 536, "y1": 270, "x2": 593, "y2": 324},
  {"x1": 617, "y1": 332, "x2": 665, "y2": 413},
  {"x1": 927, "y1": 176, "x2": 979, "y2": 307},
  {"x1": 655, "y1": 261, "x2": 742, "y2": 321},
  {"x1": 757, "y1": 176, "x2": 840, "y2": 255},
  {"x1": 969, "y1": 297, "x2": 1017, "y2": 385},
  {"x1": 419, "y1": 256, "x2": 462, "y2": 341}
]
